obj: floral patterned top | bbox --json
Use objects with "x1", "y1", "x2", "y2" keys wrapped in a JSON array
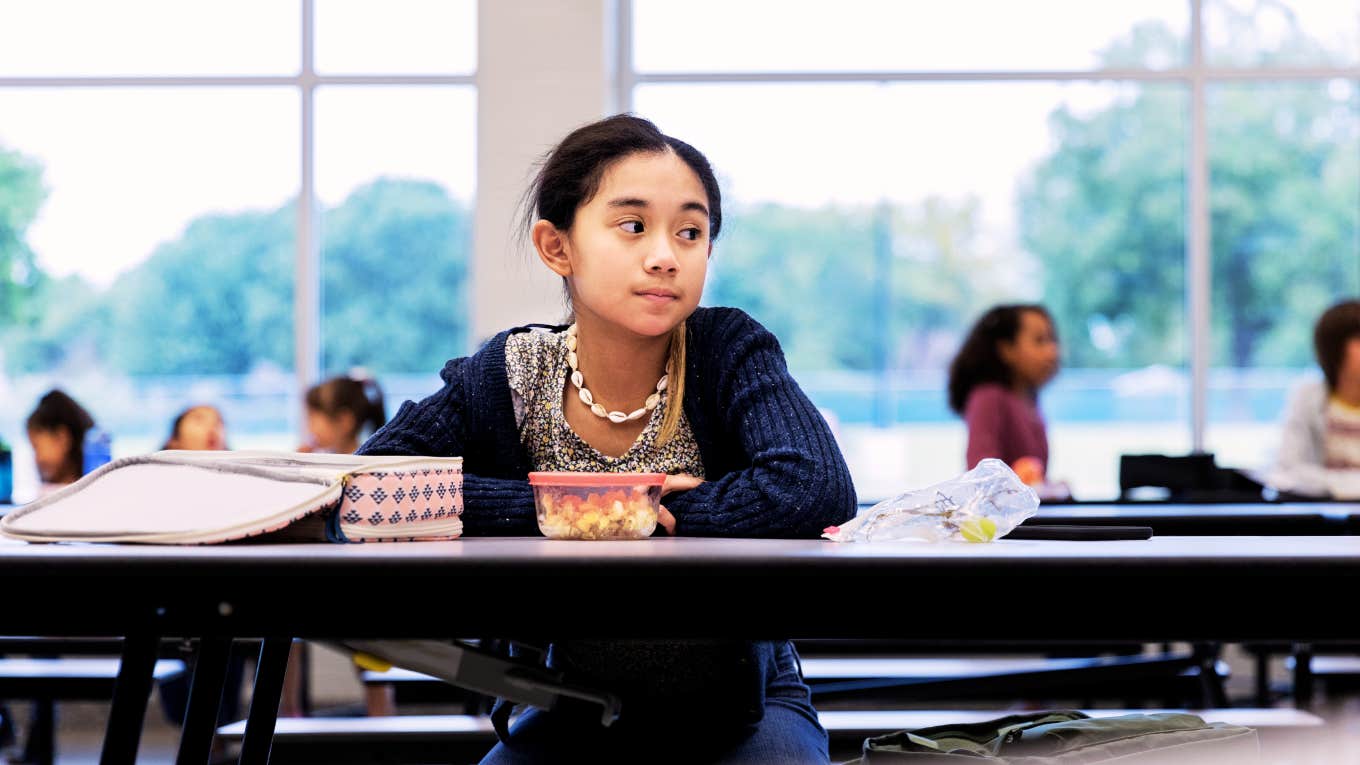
[{"x1": 504, "y1": 328, "x2": 705, "y2": 478}]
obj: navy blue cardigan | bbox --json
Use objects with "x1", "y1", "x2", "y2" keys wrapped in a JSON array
[{"x1": 359, "y1": 306, "x2": 857, "y2": 537}]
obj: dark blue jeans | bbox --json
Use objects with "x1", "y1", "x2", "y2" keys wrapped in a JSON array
[{"x1": 480, "y1": 640, "x2": 828, "y2": 764}]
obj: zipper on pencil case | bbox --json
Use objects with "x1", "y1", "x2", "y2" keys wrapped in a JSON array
[{"x1": 338, "y1": 519, "x2": 463, "y2": 540}]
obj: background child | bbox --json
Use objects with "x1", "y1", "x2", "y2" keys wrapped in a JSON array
[
  {"x1": 155, "y1": 405, "x2": 246, "y2": 746},
  {"x1": 947, "y1": 304, "x2": 1065, "y2": 496},
  {"x1": 25, "y1": 389, "x2": 95, "y2": 491},
  {"x1": 292, "y1": 374, "x2": 390, "y2": 716},
  {"x1": 1272, "y1": 299, "x2": 1360, "y2": 497},
  {"x1": 298, "y1": 374, "x2": 386, "y2": 455},
  {"x1": 359, "y1": 114, "x2": 855, "y2": 764},
  {"x1": 162, "y1": 405, "x2": 227, "y2": 451}
]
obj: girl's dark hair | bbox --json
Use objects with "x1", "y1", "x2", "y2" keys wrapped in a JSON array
[
  {"x1": 306, "y1": 374, "x2": 386, "y2": 440},
  {"x1": 25, "y1": 389, "x2": 95, "y2": 478},
  {"x1": 947, "y1": 305, "x2": 1055, "y2": 415},
  {"x1": 522, "y1": 113, "x2": 722, "y2": 240},
  {"x1": 1314, "y1": 299, "x2": 1360, "y2": 391}
]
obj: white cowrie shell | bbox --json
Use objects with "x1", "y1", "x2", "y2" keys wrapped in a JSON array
[
  {"x1": 578, "y1": 387, "x2": 594, "y2": 406},
  {"x1": 570, "y1": 370, "x2": 584, "y2": 388},
  {"x1": 566, "y1": 324, "x2": 577, "y2": 336},
  {"x1": 656, "y1": 375, "x2": 669, "y2": 392},
  {"x1": 591, "y1": 403, "x2": 608, "y2": 417},
  {"x1": 645, "y1": 393, "x2": 661, "y2": 409},
  {"x1": 607, "y1": 411, "x2": 629, "y2": 424},
  {"x1": 567, "y1": 351, "x2": 578, "y2": 369},
  {"x1": 626, "y1": 408, "x2": 648, "y2": 421},
  {"x1": 566, "y1": 335, "x2": 577, "y2": 351}
]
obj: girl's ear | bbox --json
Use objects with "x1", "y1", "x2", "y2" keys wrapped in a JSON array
[
  {"x1": 533, "y1": 219, "x2": 573, "y2": 278},
  {"x1": 996, "y1": 338, "x2": 1018, "y2": 369}
]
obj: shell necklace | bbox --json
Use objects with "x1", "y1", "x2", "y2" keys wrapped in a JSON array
[{"x1": 564, "y1": 323, "x2": 667, "y2": 424}]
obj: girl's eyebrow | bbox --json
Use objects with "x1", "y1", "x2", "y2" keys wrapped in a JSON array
[{"x1": 607, "y1": 197, "x2": 710, "y2": 217}]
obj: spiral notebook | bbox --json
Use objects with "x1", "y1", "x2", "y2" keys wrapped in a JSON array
[{"x1": 0, "y1": 450, "x2": 463, "y2": 545}]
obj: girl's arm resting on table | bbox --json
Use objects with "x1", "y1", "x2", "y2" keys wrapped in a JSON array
[
  {"x1": 358, "y1": 357, "x2": 539, "y2": 536},
  {"x1": 459, "y1": 476, "x2": 538, "y2": 536},
  {"x1": 663, "y1": 319, "x2": 856, "y2": 538}
]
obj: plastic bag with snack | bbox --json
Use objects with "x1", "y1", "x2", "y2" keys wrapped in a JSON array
[{"x1": 823, "y1": 458, "x2": 1039, "y2": 543}]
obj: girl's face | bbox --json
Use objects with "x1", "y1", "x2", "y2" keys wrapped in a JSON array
[
  {"x1": 552, "y1": 150, "x2": 710, "y2": 338},
  {"x1": 28, "y1": 426, "x2": 75, "y2": 484},
  {"x1": 306, "y1": 408, "x2": 357, "y2": 452},
  {"x1": 1337, "y1": 337, "x2": 1360, "y2": 390},
  {"x1": 169, "y1": 406, "x2": 227, "y2": 451},
  {"x1": 999, "y1": 310, "x2": 1061, "y2": 390}
]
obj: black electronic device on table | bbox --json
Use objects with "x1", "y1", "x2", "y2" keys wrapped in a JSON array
[{"x1": 1006, "y1": 525, "x2": 1153, "y2": 541}]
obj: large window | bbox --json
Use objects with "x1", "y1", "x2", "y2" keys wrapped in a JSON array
[
  {"x1": 631, "y1": 0, "x2": 1360, "y2": 499},
  {"x1": 0, "y1": 1, "x2": 475, "y2": 500},
  {"x1": 4, "y1": 1, "x2": 1357, "y2": 504}
]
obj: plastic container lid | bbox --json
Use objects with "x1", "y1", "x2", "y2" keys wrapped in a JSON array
[{"x1": 527, "y1": 471, "x2": 666, "y2": 487}]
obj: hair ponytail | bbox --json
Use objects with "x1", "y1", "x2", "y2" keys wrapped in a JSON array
[
  {"x1": 357, "y1": 374, "x2": 387, "y2": 436},
  {"x1": 656, "y1": 322, "x2": 687, "y2": 446},
  {"x1": 306, "y1": 372, "x2": 387, "y2": 442}
]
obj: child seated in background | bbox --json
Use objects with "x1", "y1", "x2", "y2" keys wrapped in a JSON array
[
  {"x1": 25, "y1": 389, "x2": 95, "y2": 493},
  {"x1": 1272, "y1": 299, "x2": 1360, "y2": 498},
  {"x1": 162, "y1": 405, "x2": 227, "y2": 451},
  {"x1": 948, "y1": 304, "x2": 1069, "y2": 499},
  {"x1": 289, "y1": 374, "x2": 392, "y2": 717},
  {"x1": 156, "y1": 404, "x2": 246, "y2": 739},
  {"x1": 297, "y1": 374, "x2": 386, "y2": 454}
]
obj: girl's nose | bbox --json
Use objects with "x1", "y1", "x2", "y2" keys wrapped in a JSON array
[{"x1": 644, "y1": 239, "x2": 680, "y2": 273}]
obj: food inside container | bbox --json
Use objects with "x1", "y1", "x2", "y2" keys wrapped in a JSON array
[{"x1": 528, "y1": 471, "x2": 665, "y2": 540}]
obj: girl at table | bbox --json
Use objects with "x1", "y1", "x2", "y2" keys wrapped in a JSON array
[
  {"x1": 25, "y1": 389, "x2": 95, "y2": 492},
  {"x1": 298, "y1": 373, "x2": 386, "y2": 455},
  {"x1": 294, "y1": 374, "x2": 392, "y2": 716},
  {"x1": 358, "y1": 114, "x2": 856, "y2": 763},
  {"x1": 156, "y1": 404, "x2": 248, "y2": 742},
  {"x1": 1272, "y1": 299, "x2": 1360, "y2": 498},
  {"x1": 162, "y1": 405, "x2": 228, "y2": 451},
  {"x1": 947, "y1": 305, "x2": 1067, "y2": 498}
]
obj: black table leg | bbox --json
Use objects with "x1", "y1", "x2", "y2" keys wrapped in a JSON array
[
  {"x1": 20, "y1": 700, "x2": 54, "y2": 765},
  {"x1": 1194, "y1": 642, "x2": 1228, "y2": 708},
  {"x1": 1292, "y1": 643, "x2": 1314, "y2": 711},
  {"x1": 1253, "y1": 648, "x2": 1270, "y2": 707},
  {"x1": 176, "y1": 636, "x2": 233, "y2": 765},
  {"x1": 238, "y1": 637, "x2": 291, "y2": 765},
  {"x1": 100, "y1": 632, "x2": 161, "y2": 765}
]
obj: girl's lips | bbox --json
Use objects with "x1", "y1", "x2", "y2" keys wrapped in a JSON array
[{"x1": 637, "y1": 290, "x2": 678, "y2": 303}]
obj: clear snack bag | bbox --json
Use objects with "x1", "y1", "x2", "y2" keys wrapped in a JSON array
[{"x1": 823, "y1": 458, "x2": 1040, "y2": 543}]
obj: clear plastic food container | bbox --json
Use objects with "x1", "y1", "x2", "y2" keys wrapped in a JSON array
[{"x1": 527, "y1": 471, "x2": 665, "y2": 540}]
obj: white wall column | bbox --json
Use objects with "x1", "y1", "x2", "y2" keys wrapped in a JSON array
[{"x1": 474, "y1": 0, "x2": 620, "y2": 343}]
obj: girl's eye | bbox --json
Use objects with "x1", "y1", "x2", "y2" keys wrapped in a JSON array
[
  {"x1": 620, "y1": 220, "x2": 644, "y2": 234},
  {"x1": 679, "y1": 227, "x2": 702, "y2": 241}
]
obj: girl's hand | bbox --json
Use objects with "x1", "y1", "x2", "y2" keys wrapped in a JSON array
[
  {"x1": 658, "y1": 474, "x2": 703, "y2": 536},
  {"x1": 662, "y1": 473, "x2": 703, "y2": 496},
  {"x1": 657, "y1": 506, "x2": 677, "y2": 536}
]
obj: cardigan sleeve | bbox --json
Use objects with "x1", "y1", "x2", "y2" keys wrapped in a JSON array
[
  {"x1": 663, "y1": 314, "x2": 857, "y2": 538},
  {"x1": 358, "y1": 357, "x2": 538, "y2": 536}
]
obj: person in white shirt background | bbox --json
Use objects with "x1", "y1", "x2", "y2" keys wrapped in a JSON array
[{"x1": 1272, "y1": 299, "x2": 1360, "y2": 498}]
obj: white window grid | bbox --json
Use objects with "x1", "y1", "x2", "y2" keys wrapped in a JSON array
[
  {"x1": 617, "y1": 0, "x2": 1360, "y2": 450},
  {"x1": 0, "y1": 0, "x2": 475, "y2": 409}
]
